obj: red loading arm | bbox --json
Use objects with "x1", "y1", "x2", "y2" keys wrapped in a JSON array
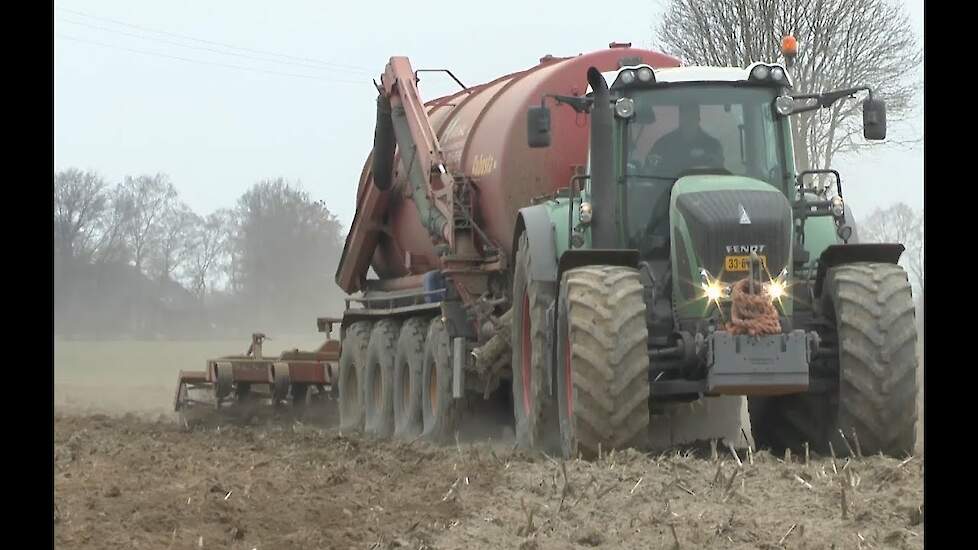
[
  {"x1": 335, "y1": 56, "x2": 460, "y2": 294},
  {"x1": 380, "y1": 57, "x2": 456, "y2": 246}
]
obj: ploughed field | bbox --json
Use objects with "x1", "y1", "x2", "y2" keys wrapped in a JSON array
[{"x1": 55, "y1": 340, "x2": 924, "y2": 549}]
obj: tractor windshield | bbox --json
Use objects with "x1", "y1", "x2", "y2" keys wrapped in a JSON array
[{"x1": 618, "y1": 85, "x2": 788, "y2": 254}]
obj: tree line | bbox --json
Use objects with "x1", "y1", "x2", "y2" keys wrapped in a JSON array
[{"x1": 54, "y1": 168, "x2": 346, "y2": 339}]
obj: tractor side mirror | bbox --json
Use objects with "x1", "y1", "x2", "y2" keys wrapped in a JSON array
[
  {"x1": 862, "y1": 97, "x2": 887, "y2": 140},
  {"x1": 527, "y1": 106, "x2": 552, "y2": 148}
]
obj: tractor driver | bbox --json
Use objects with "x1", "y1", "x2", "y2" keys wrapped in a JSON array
[{"x1": 644, "y1": 103, "x2": 725, "y2": 177}]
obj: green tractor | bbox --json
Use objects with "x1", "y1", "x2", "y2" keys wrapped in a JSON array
[{"x1": 518, "y1": 58, "x2": 918, "y2": 458}]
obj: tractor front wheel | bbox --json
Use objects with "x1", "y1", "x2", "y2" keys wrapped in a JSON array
[
  {"x1": 749, "y1": 262, "x2": 919, "y2": 457},
  {"x1": 556, "y1": 265, "x2": 650, "y2": 459}
]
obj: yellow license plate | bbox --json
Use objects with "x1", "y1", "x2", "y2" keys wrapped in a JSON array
[{"x1": 724, "y1": 255, "x2": 767, "y2": 272}]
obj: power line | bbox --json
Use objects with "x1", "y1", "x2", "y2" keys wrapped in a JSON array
[
  {"x1": 55, "y1": 5, "x2": 374, "y2": 75},
  {"x1": 56, "y1": 16, "x2": 370, "y2": 77},
  {"x1": 56, "y1": 33, "x2": 370, "y2": 85}
]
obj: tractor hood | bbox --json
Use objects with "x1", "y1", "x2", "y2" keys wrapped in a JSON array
[{"x1": 669, "y1": 175, "x2": 793, "y2": 319}]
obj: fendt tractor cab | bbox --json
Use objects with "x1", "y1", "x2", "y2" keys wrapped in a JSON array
[{"x1": 521, "y1": 38, "x2": 917, "y2": 458}]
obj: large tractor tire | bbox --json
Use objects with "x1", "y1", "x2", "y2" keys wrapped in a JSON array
[
  {"x1": 421, "y1": 316, "x2": 459, "y2": 443},
  {"x1": 556, "y1": 265, "x2": 650, "y2": 459},
  {"x1": 364, "y1": 319, "x2": 401, "y2": 438},
  {"x1": 511, "y1": 232, "x2": 559, "y2": 452},
  {"x1": 750, "y1": 262, "x2": 919, "y2": 457},
  {"x1": 393, "y1": 317, "x2": 428, "y2": 440},
  {"x1": 338, "y1": 321, "x2": 372, "y2": 433}
]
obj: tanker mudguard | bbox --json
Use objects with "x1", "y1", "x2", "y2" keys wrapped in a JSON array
[
  {"x1": 514, "y1": 206, "x2": 559, "y2": 284},
  {"x1": 813, "y1": 243, "x2": 905, "y2": 296}
]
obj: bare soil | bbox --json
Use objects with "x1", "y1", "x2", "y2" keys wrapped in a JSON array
[
  {"x1": 54, "y1": 340, "x2": 924, "y2": 549},
  {"x1": 54, "y1": 412, "x2": 923, "y2": 550}
]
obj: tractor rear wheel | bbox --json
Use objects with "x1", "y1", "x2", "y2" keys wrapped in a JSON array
[
  {"x1": 749, "y1": 262, "x2": 919, "y2": 457},
  {"x1": 556, "y1": 265, "x2": 650, "y2": 459},
  {"x1": 338, "y1": 321, "x2": 372, "y2": 433},
  {"x1": 393, "y1": 317, "x2": 428, "y2": 440},
  {"x1": 511, "y1": 232, "x2": 558, "y2": 452},
  {"x1": 364, "y1": 319, "x2": 401, "y2": 438}
]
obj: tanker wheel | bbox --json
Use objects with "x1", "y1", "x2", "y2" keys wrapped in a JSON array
[
  {"x1": 364, "y1": 319, "x2": 401, "y2": 438},
  {"x1": 338, "y1": 321, "x2": 373, "y2": 433},
  {"x1": 749, "y1": 262, "x2": 919, "y2": 457},
  {"x1": 511, "y1": 232, "x2": 559, "y2": 452},
  {"x1": 556, "y1": 265, "x2": 650, "y2": 459},
  {"x1": 421, "y1": 316, "x2": 458, "y2": 444},
  {"x1": 393, "y1": 317, "x2": 428, "y2": 440}
]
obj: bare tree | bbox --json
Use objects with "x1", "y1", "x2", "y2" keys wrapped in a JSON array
[
  {"x1": 54, "y1": 168, "x2": 109, "y2": 263},
  {"x1": 148, "y1": 201, "x2": 195, "y2": 283},
  {"x1": 115, "y1": 173, "x2": 178, "y2": 274},
  {"x1": 654, "y1": 0, "x2": 922, "y2": 171},
  {"x1": 859, "y1": 202, "x2": 923, "y2": 294},
  {"x1": 185, "y1": 210, "x2": 230, "y2": 300},
  {"x1": 87, "y1": 185, "x2": 135, "y2": 265}
]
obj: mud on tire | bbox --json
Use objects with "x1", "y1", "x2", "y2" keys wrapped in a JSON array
[
  {"x1": 364, "y1": 320, "x2": 401, "y2": 438},
  {"x1": 511, "y1": 232, "x2": 559, "y2": 452},
  {"x1": 421, "y1": 316, "x2": 458, "y2": 443},
  {"x1": 556, "y1": 265, "x2": 650, "y2": 459},
  {"x1": 338, "y1": 321, "x2": 372, "y2": 433},
  {"x1": 393, "y1": 317, "x2": 428, "y2": 440},
  {"x1": 749, "y1": 262, "x2": 919, "y2": 457}
]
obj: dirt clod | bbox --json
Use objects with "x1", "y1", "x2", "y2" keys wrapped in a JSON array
[{"x1": 574, "y1": 527, "x2": 605, "y2": 546}]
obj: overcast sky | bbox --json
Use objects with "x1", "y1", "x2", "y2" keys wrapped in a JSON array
[{"x1": 54, "y1": 0, "x2": 923, "y2": 228}]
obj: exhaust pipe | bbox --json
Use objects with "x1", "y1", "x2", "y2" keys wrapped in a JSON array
[{"x1": 586, "y1": 67, "x2": 616, "y2": 249}]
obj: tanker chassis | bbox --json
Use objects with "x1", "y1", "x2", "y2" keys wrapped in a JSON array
[{"x1": 333, "y1": 41, "x2": 919, "y2": 459}]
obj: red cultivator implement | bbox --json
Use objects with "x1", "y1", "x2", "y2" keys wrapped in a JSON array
[{"x1": 174, "y1": 318, "x2": 342, "y2": 425}]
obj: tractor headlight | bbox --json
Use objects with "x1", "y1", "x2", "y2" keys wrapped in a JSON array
[
  {"x1": 619, "y1": 70, "x2": 637, "y2": 85},
  {"x1": 748, "y1": 63, "x2": 792, "y2": 87},
  {"x1": 579, "y1": 201, "x2": 593, "y2": 224},
  {"x1": 775, "y1": 95, "x2": 794, "y2": 116},
  {"x1": 614, "y1": 97, "x2": 635, "y2": 119},
  {"x1": 750, "y1": 64, "x2": 771, "y2": 81},
  {"x1": 700, "y1": 268, "x2": 730, "y2": 302},
  {"x1": 830, "y1": 196, "x2": 845, "y2": 217},
  {"x1": 704, "y1": 282, "x2": 725, "y2": 301},
  {"x1": 764, "y1": 267, "x2": 790, "y2": 302},
  {"x1": 637, "y1": 67, "x2": 654, "y2": 82},
  {"x1": 765, "y1": 280, "x2": 787, "y2": 300}
]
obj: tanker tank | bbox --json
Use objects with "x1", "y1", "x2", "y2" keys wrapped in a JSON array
[{"x1": 343, "y1": 44, "x2": 680, "y2": 288}]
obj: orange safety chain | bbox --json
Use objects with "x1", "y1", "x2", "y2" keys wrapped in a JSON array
[{"x1": 726, "y1": 278, "x2": 782, "y2": 336}]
